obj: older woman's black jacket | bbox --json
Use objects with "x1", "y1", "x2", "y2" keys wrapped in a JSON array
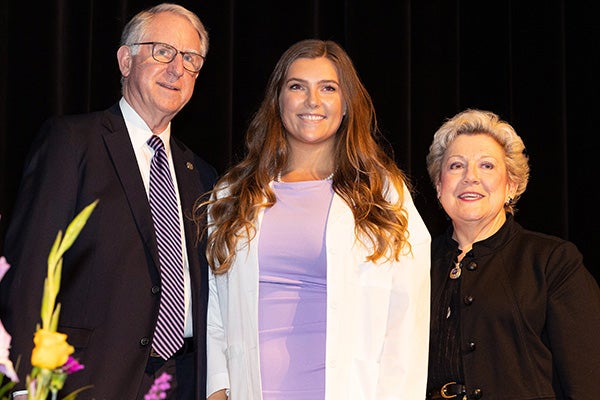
[{"x1": 428, "y1": 214, "x2": 600, "y2": 400}]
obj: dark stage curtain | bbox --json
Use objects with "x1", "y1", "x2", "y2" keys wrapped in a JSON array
[{"x1": 1, "y1": 0, "x2": 598, "y2": 281}]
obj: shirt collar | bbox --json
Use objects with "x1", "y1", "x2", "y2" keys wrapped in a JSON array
[{"x1": 119, "y1": 97, "x2": 172, "y2": 151}]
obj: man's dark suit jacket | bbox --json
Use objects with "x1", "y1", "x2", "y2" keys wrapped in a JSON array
[{"x1": 0, "y1": 103, "x2": 217, "y2": 399}]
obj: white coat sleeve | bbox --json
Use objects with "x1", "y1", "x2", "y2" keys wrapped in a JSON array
[
  {"x1": 207, "y1": 268, "x2": 230, "y2": 397},
  {"x1": 378, "y1": 183, "x2": 431, "y2": 399}
]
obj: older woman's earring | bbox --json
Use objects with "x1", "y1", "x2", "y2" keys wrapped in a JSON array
[{"x1": 505, "y1": 197, "x2": 513, "y2": 206}]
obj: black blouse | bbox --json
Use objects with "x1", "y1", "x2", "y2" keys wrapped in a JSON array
[{"x1": 427, "y1": 241, "x2": 464, "y2": 390}]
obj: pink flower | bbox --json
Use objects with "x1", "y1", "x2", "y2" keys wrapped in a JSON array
[
  {"x1": 144, "y1": 372, "x2": 172, "y2": 400},
  {"x1": 0, "y1": 256, "x2": 19, "y2": 382},
  {"x1": 0, "y1": 256, "x2": 9, "y2": 281},
  {"x1": 0, "y1": 322, "x2": 19, "y2": 382},
  {"x1": 62, "y1": 356, "x2": 85, "y2": 374}
]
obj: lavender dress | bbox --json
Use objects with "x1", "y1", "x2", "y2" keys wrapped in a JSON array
[{"x1": 258, "y1": 179, "x2": 334, "y2": 399}]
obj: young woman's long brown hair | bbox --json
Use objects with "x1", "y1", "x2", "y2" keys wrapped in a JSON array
[{"x1": 195, "y1": 39, "x2": 412, "y2": 274}]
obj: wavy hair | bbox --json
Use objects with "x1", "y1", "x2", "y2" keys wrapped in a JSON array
[
  {"x1": 426, "y1": 108, "x2": 530, "y2": 214},
  {"x1": 196, "y1": 39, "x2": 412, "y2": 274}
]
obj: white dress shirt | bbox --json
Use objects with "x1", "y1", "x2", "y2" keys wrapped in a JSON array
[{"x1": 119, "y1": 97, "x2": 193, "y2": 338}]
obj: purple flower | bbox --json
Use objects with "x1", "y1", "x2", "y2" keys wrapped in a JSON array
[
  {"x1": 62, "y1": 356, "x2": 85, "y2": 374},
  {"x1": 144, "y1": 372, "x2": 172, "y2": 400}
]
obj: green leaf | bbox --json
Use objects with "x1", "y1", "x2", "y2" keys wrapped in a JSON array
[
  {"x1": 40, "y1": 276, "x2": 52, "y2": 329},
  {"x1": 47, "y1": 231, "x2": 63, "y2": 278},
  {"x1": 55, "y1": 200, "x2": 99, "y2": 260},
  {"x1": 60, "y1": 385, "x2": 94, "y2": 400},
  {"x1": 0, "y1": 377, "x2": 17, "y2": 399},
  {"x1": 49, "y1": 303, "x2": 61, "y2": 332},
  {"x1": 41, "y1": 200, "x2": 98, "y2": 330}
]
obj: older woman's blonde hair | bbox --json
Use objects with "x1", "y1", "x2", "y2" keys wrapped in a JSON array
[{"x1": 426, "y1": 109, "x2": 530, "y2": 214}]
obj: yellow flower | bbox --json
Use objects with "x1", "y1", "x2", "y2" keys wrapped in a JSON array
[{"x1": 31, "y1": 329, "x2": 74, "y2": 370}]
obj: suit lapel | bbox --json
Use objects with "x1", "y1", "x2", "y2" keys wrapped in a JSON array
[
  {"x1": 171, "y1": 140, "x2": 202, "y2": 221},
  {"x1": 171, "y1": 139, "x2": 203, "y2": 277},
  {"x1": 101, "y1": 105, "x2": 160, "y2": 269}
]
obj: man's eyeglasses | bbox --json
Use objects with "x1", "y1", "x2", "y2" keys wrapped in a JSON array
[{"x1": 131, "y1": 42, "x2": 205, "y2": 73}]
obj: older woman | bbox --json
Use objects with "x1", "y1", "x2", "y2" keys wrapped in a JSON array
[
  {"x1": 425, "y1": 109, "x2": 600, "y2": 400},
  {"x1": 200, "y1": 39, "x2": 431, "y2": 400}
]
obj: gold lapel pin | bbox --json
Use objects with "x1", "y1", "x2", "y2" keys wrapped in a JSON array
[{"x1": 186, "y1": 162, "x2": 194, "y2": 170}]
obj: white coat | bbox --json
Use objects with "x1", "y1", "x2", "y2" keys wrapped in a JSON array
[{"x1": 207, "y1": 182, "x2": 431, "y2": 399}]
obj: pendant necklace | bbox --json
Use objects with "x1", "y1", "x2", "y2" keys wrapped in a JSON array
[{"x1": 449, "y1": 260, "x2": 462, "y2": 279}]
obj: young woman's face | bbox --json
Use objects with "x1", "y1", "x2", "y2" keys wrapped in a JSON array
[{"x1": 278, "y1": 57, "x2": 345, "y2": 151}]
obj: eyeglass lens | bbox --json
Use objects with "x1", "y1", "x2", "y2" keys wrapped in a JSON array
[{"x1": 152, "y1": 42, "x2": 203, "y2": 72}]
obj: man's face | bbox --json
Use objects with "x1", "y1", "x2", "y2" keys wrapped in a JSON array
[{"x1": 118, "y1": 12, "x2": 203, "y2": 130}]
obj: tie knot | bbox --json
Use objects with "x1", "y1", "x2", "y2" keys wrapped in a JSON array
[{"x1": 147, "y1": 135, "x2": 165, "y2": 152}]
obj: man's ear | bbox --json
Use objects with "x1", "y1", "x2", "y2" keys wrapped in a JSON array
[{"x1": 117, "y1": 45, "x2": 133, "y2": 77}]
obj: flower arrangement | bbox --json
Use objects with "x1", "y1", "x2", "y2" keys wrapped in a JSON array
[
  {"x1": 0, "y1": 201, "x2": 97, "y2": 400},
  {"x1": 1, "y1": 203, "x2": 176, "y2": 400},
  {"x1": 25, "y1": 200, "x2": 98, "y2": 400}
]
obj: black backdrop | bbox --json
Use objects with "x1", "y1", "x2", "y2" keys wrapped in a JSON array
[{"x1": 1, "y1": 0, "x2": 598, "y2": 282}]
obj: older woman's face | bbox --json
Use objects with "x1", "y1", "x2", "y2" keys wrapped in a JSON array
[{"x1": 437, "y1": 133, "x2": 516, "y2": 229}]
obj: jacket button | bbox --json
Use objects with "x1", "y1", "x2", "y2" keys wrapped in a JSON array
[
  {"x1": 472, "y1": 388, "x2": 482, "y2": 399},
  {"x1": 463, "y1": 295, "x2": 474, "y2": 305},
  {"x1": 467, "y1": 341, "x2": 476, "y2": 351},
  {"x1": 151, "y1": 285, "x2": 160, "y2": 295},
  {"x1": 466, "y1": 261, "x2": 478, "y2": 271},
  {"x1": 140, "y1": 337, "x2": 150, "y2": 347}
]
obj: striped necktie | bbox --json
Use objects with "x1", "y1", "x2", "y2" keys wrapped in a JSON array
[{"x1": 147, "y1": 135, "x2": 185, "y2": 360}]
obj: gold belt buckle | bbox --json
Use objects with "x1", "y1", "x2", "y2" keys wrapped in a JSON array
[{"x1": 440, "y1": 382, "x2": 457, "y2": 399}]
